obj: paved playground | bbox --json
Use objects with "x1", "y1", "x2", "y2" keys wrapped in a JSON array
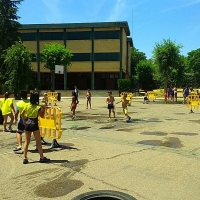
[{"x1": 1, "y1": 96, "x2": 200, "y2": 200}]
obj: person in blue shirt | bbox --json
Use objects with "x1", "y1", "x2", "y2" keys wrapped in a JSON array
[{"x1": 183, "y1": 87, "x2": 189, "y2": 104}]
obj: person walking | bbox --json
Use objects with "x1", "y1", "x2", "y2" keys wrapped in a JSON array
[
  {"x1": 116, "y1": 93, "x2": 131, "y2": 122},
  {"x1": 0, "y1": 92, "x2": 15, "y2": 132},
  {"x1": 71, "y1": 91, "x2": 79, "y2": 120},
  {"x1": 21, "y1": 92, "x2": 50, "y2": 164}
]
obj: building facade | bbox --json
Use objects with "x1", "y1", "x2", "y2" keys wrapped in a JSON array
[{"x1": 19, "y1": 21, "x2": 133, "y2": 90}]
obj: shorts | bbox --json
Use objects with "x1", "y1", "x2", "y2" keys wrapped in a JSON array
[
  {"x1": 107, "y1": 104, "x2": 114, "y2": 110},
  {"x1": 71, "y1": 103, "x2": 77, "y2": 109},
  {"x1": 17, "y1": 123, "x2": 25, "y2": 134},
  {"x1": 25, "y1": 118, "x2": 39, "y2": 132},
  {"x1": 123, "y1": 108, "x2": 128, "y2": 115},
  {"x1": 144, "y1": 97, "x2": 148, "y2": 101}
]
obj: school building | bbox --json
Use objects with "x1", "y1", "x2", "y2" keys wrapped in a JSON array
[{"x1": 19, "y1": 21, "x2": 133, "y2": 90}]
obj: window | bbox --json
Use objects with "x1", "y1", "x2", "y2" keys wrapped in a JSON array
[
  {"x1": 101, "y1": 74, "x2": 106, "y2": 78},
  {"x1": 114, "y1": 74, "x2": 119, "y2": 78},
  {"x1": 94, "y1": 30, "x2": 120, "y2": 39},
  {"x1": 31, "y1": 54, "x2": 37, "y2": 62},
  {"x1": 94, "y1": 53, "x2": 119, "y2": 61},
  {"x1": 40, "y1": 32, "x2": 63, "y2": 40},
  {"x1": 20, "y1": 33, "x2": 37, "y2": 41},
  {"x1": 67, "y1": 31, "x2": 91, "y2": 40},
  {"x1": 71, "y1": 53, "x2": 91, "y2": 61},
  {"x1": 110, "y1": 74, "x2": 114, "y2": 78}
]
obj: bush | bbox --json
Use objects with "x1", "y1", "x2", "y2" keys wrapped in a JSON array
[{"x1": 117, "y1": 79, "x2": 131, "y2": 90}]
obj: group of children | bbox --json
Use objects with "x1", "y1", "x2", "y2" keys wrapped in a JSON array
[
  {"x1": 164, "y1": 86, "x2": 195, "y2": 104},
  {"x1": 164, "y1": 87, "x2": 178, "y2": 104},
  {"x1": 0, "y1": 88, "x2": 131, "y2": 164},
  {"x1": 0, "y1": 90, "x2": 50, "y2": 164},
  {"x1": 70, "y1": 89, "x2": 131, "y2": 123},
  {"x1": 108, "y1": 91, "x2": 131, "y2": 122}
]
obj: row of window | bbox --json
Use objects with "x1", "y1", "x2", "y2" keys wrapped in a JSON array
[
  {"x1": 20, "y1": 30, "x2": 120, "y2": 41},
  {"x1": 31, "y1": 52, "x2": 120, "y2": 62},
  {"x1": 67, "y1": 73, "x2": 119, "y2": 78}
]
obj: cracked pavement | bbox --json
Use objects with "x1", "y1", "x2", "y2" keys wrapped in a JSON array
[{"x1": 1, "y1": 96, "x2": 200, "y2": 199}]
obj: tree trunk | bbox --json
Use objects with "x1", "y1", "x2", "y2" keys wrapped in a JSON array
[{"x1": 164, "y1": 78, "x2": 168, "y2": 91}]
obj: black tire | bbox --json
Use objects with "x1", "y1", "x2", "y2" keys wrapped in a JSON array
[{"x1": 71, "y1": 190, "x2": 136, "y2": 200}]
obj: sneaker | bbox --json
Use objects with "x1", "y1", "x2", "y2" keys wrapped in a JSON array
[
  {"x1": 39, "y1": 157, "x2": 50, "y2": 163},
  {"x1": 13, "y1": 147, "x2": 22, "y2": 151},
  {"x1": 3, "y1": 129, "x2": 10, "y2": 132},
  {"x1": 126, "y1": 117, "x2": 131, "y2": 123},
  {"x1": 23, "y1": 158, "x2": 28, "y2": 164},
  {"x1": 8, "y1": 128, "x2": 13, "y2": 132}
]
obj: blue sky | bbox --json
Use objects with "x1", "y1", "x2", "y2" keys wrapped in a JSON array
[{"x1": 18, "y1": 0, "x2": 200, "y2": 59}]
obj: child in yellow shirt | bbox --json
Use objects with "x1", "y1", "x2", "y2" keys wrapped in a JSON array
[{"x1": 0, "y1": 92, "x2": 15, "y2": 132}]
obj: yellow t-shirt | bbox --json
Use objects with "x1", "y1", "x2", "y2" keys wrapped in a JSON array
[
  {"x1": 0, "y1": 98, "x2": 13, "y2": 115},
  {"x1": 23, "y1": 103, "x2": 41, "y2": 118},
  {"x1": 16, "y1": 100, "x2": 29, "y2": 114}
]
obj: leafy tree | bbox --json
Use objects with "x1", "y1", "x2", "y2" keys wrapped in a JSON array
[
  {"x1": 3, "y1": 40, "x2": 33, "y2": 95},
  {"x1": 135, "y1": 60, "x2": 154, "y2": 90},
  {"x1": 0, "y1": 0, "x2": 23, "y2": 73},
  {"x1": 130, "y1": 47, "x2": 146, "y2": 76},
  {"x1": 41, "y1": 43, "x2": 73, "y2": 90},
  {"x1": 153, "y1": 39, "x2": 183, "y2": 89},
  {"x1": 41, "y1": 43, "x2": 73, "y2": 71},
  {"x1": 187, "y1": 48, "x2": 200, "y2": 86}
]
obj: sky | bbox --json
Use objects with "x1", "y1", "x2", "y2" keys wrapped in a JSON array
[{"x1": 18, "y1": 0, "x2": 200, "y2": 59}]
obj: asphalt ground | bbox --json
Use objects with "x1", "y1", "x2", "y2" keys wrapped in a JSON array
[{"x1": 1, "y1": 96, "x2": 200, "y2": 200}]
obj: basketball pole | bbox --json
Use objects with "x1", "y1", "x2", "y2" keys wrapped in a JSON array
[{"x1": 51, "y1": 70, "x2": 55, "y2": 92}]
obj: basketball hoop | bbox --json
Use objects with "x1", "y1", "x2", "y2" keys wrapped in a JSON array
[{"x1": 55, "y1": 65, "x2": 64, "y2": 74}]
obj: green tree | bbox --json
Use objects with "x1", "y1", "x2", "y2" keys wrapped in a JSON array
[
  {"x1": 0, "y1": 0, "x2": 23, "y2": 72},
  {"x1": 153, "y1": 39, "x2": 183, "y2": 89},
  {"x1": 41, "y1": 43, "x2": 73, "y2": 90},
  {"x1": 187, "y1": 48, "x2": 200, "y2": 86},
  {"x1": 3, "y1": 40, "x2": 33, "y2": 95},
  {"x1": 135, "y1": 60, "x2": 154, "y2": 90},
  {"x1": 41, "y1": 43, "x2": 73, "y2": 70},
  {"x1": 130, "y1": 47, "x2": 146, "y2": 76}
]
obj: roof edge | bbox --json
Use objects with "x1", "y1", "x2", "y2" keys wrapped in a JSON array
[{"x1": 20, "y1": 21, "x2": 130, "y2": 36}]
